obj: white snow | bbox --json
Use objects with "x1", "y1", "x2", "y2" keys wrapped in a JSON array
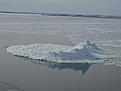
[{"x1": 6, "y1": 40, "x2": 113, "y2": 63}]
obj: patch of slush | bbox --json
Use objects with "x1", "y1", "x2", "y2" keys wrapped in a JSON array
[
  {"x1": 6, "y1": 40, "x2": 120, "y2": 67},
  {"x1": 0, "y1": 81, "x2": 24, "y2": 91}
]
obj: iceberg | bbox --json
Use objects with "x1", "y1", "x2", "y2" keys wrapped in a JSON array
[{"x1": 6, "y1": 40, "x2": 109, "y2": 63}]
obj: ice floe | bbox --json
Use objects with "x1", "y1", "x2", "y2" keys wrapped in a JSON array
[{"x1": 6, "y1": 40, "x2": 121, "y2": 67}]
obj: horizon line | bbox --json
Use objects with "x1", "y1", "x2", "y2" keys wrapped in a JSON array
[{"x1": 0, "y1": 10, "x2": 121, "y2": 19}]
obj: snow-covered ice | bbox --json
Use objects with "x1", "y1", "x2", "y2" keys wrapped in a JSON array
[{"x1": 6, "y1": 40, "x2": 119, "y2": 66}]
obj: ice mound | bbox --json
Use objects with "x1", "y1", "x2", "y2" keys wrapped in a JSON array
[{"x1": 6, "y1": 40, "x2": 109, "y2": 63}]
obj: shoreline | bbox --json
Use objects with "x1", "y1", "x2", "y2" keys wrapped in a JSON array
[{"x1": 0, "y1": 11, "x2": 121, "y2": 19}]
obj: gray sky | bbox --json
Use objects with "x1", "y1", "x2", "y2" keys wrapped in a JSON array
[{"x1": 0, "y1": 0, "x2": 121, "y2": 15}]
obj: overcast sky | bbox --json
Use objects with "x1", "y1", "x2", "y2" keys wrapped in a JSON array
[{"x1": 0, "y1": 0, "x2": 121, "y2": 15}]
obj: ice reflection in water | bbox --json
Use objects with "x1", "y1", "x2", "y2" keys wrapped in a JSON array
[{"x1": 32, "y1": 60, "x2": 92, "y2": 74}]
